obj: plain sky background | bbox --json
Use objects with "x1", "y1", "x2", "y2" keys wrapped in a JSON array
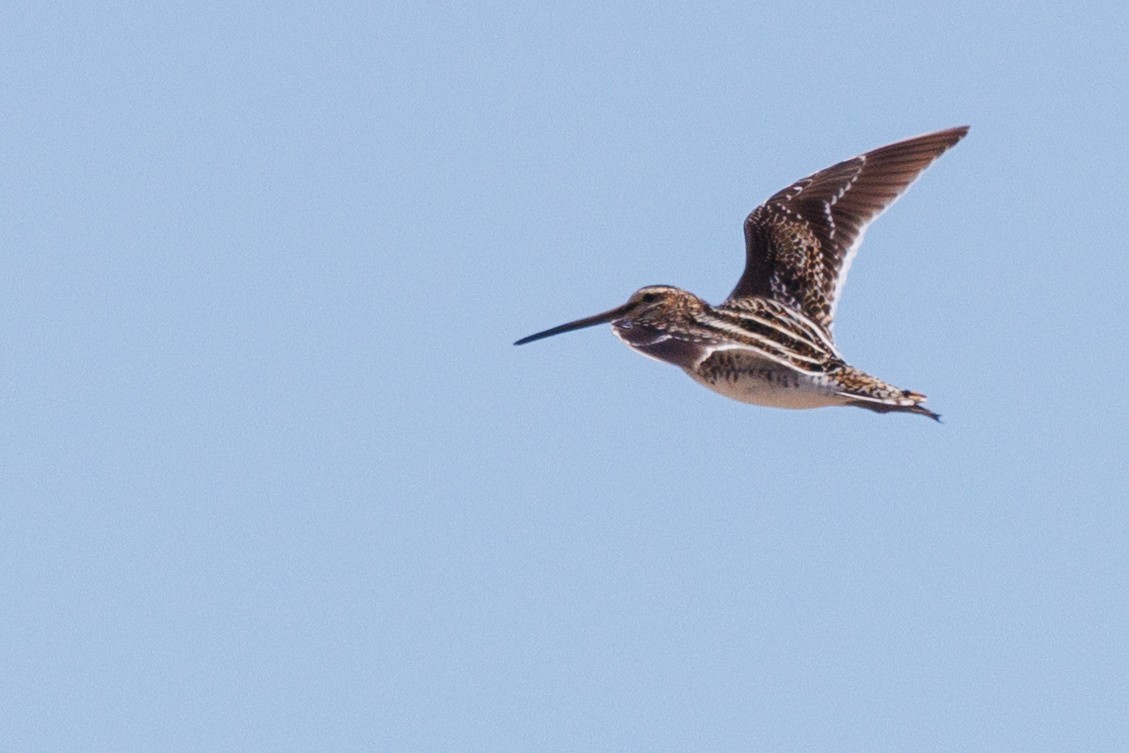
[{"x1": 3, "y1": 2, "x2": 1128, "y2": 751}]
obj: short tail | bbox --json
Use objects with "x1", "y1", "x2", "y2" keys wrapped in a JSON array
[
  {"x1": 846, "y1": 393, "x2": 941, "y2": 422},
  {"x1": 834, "y1": 367, "x2": 941, "y2": 422}
]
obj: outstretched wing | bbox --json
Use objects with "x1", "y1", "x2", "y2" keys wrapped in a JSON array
[{"x1": 726, "y1": 126, "x2": 968, "y2": 335}]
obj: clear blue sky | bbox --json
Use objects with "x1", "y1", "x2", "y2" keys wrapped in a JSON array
[{"x1": 3, "y1": 2, "x2": 1127, "y2": 751}]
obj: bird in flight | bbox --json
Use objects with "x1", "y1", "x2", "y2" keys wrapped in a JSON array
[{"x1": 515, "y1": 127, "x2": 968, "y2": 420}]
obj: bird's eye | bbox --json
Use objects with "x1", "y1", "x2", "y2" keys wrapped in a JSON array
[{"x1": 642, "y1": 293, "x2": 657, "y2": 303}]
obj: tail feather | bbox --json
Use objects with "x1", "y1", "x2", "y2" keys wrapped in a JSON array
[
  {"x1": 834, "y1": 367, "x2": 940, "y2": 422},
  {"x1": 846, "y1": 395, "x2": 941, "y2": 422}
]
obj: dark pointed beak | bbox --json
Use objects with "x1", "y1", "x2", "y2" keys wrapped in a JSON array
[{"x1": 514, "y1": 302, "x2": 633, "y2": 346}]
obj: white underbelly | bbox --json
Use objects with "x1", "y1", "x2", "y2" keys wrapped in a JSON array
[{"x1": 683, "y1": 367, "x2": 846, "y2": 409}]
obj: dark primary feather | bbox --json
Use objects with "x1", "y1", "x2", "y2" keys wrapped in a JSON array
[{"x1": 726, "y1": 126, "x2": 969, "y2": 335}]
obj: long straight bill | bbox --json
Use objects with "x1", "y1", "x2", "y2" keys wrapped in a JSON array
[{"x1": 513, "y1": 303, "x2": 632, "y2": 345}]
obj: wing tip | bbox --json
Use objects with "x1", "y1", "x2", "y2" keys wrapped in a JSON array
[
  {"x1": 941, "y1": 124, "x2": 970, "y2": 145},
  {"x1": 909, "y1": 124, "x2": 970, "y2": 149}
]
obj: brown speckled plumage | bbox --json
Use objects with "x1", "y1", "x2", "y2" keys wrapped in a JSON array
[
  {"x1": 516, "y1": 128, "x2": 968, "y2": 421},
  {"x1": 731, "y1": 127, "x2": 969, "y2": 335}
]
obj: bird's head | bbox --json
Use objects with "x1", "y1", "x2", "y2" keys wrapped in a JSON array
[{"x1": 514, "y1": 285, "x2": 704, "y2": 345}]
